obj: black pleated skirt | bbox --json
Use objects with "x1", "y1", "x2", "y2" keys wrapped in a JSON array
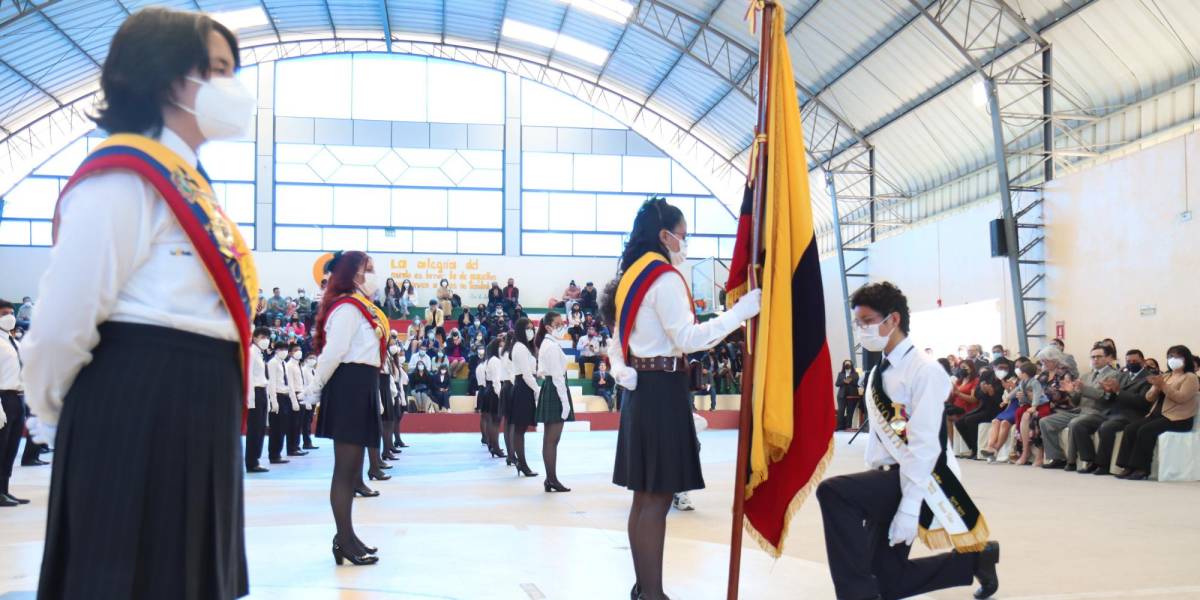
[
  {"x1": 38, "y1": 322, "x2": 249, "y2": 600},
  {"x1": 316, "y1": 363, "x2": 381, "y2": 447},
  {"x1": 378, "y1": 373, "x2": 397, "y2": 422},
  {"x1": 479, "y1": 382, "x2": 498, "y2": 415},
  {"x1": 498, "y1": 381, "x2": 514, "y2": 420},
  {"x1": 508, "y1": 377, "x2": 537, "y2": 429},
  {"x1": 612, "y1": 370, "x2": 705, "y2": 494}
]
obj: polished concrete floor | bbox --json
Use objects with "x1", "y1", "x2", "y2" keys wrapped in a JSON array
[{"x1": 2, "y1": 429, "x2": 1199, "y2": 599}]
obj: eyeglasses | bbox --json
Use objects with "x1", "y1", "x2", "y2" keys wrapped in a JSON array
[{"x1": 1090, "y1": 355, "x2": 1105, "y2": 360}]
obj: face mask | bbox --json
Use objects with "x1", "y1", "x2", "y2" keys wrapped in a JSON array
[
  {"x1": 856, "y1": 319, "x2": 890, "y2": 353},
  {"x1": 275, "y1": 351, "x2": 287, "y2": 359},
  {"x1": 291, "y1": 351, "x2": 302, "y2": 360},
  {"x1": 995, "y1": 369, "x2": 1009, "y2": 379},
  {"x1": 0, "y1": 314, "x2": 15, "y2": 331},
  {"x1": 555, "y1": 326, "x2": 567, "y2": 338},
  {"x1": 992, "y1": 352, "x2": 1003, "y2": 361},
  {"x1": 1126, "y1": 363, "x2": 1142, "y2": 374},
  {"x1": 427, "y1": 332, "x2": 435, "y2": 340},
  {"x1": 176, "y1": 76, "x2": 254, "y2": 140},
  {"x1": 478, "y1": 350, "x2": 485, "y2": 357},
  {"x1": 437, "y1": 352, "x2": 444, "y2": 358},
  {"x1": 359, "y1": 276, "x2": 379, "y2": 298},
  {"x1": 1167, "y1": 357, "x2": 1185, "y2": 371},
  {"x1": 666, "y1": 231, "x2": 688, "y2": 266},
  {"x1": 255, "y1": 338, "x2": 269, "y2": 350},
  {"x1": 526, "y1": 329, "x2": 536, "y2": 340}
]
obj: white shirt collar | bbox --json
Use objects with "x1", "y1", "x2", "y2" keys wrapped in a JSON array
[
  {"x1": 157, "y1": 127, "x2": 198, "y2": 167},
  {"x1": 885, "y1": 337, "x2": 915, "y2": 366}
]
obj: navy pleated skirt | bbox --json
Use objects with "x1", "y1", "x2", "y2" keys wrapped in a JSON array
[
  {"x1": 479, "y1": 381, "x2": 498, "y2": 415},
  {"x1": 508, "y1": 377, "x2": 537, "y2": 430},
  {"x1": 498, "y1": 381, "x2": 513, "y2": 420},
  {"x1": 38, "y1": 322, "x2": 249, "y2": 600},
  {"x1": 378, "y1": 373, "x2": 397, "y2": 422},
  {"x1": 315, "y1": 363, "x2": 381, "y2": 447},
  {"x1": 612, "y1": 370, "x2": 705, "y2": 494}
]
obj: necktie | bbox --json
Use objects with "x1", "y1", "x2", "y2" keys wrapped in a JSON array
[
  {"x1": 8, "y1": 335, "x2": 20, "y2": 368},
  {"x1": 872, "y1": 358, "x2": 891, "y2": 401},
  {"x1": 282, "y1": 362, "x2": 289, "y2": 386}
]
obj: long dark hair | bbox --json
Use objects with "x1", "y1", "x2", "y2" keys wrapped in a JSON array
[
  {"x1": 535, "y1": 311, "x2": 561, "y2": 349},
  {"x1": 401, "y1": 279, "x2": 413, "y2": 293},
  {"x1": 486, "y1": 337, "x2": 503, "y2": 360},
  {"x1": 95, "y1": 7, "x2": 240, "y2": 136},
  {"x1": 509, "y1": 317, "x2": 535, "y2": 359},
  {"x1": 385, "y1": 278, "x2": 399, "y2": 297},
  {"x1": 1166, "y1": 345, "x2": 1197, "y2": 373},
  {"x1": 312, "y1": 251, "x2": 370, "y2": 354},
  {"x1": 618, "y1": 197, "x2": 684, "y2": 272}
]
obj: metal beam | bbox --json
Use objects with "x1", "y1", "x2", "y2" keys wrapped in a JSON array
[
  {"x1": 258, "y1": 0, "x2": 281, "y2": 44},
  {"x1": 33, "y1": 5, "x2": 100, "y2": 68},
  {"x1": 0, "y1": 0, "x2": 60, "y2": 29},
  {"x1": 379, "y1": 0, "x2": 392, "y2": 52},
  {"x1": 634, "y1": 0, "x2": 728, "y2": 121},
  {"x1": 827, "y1": 170, "x2": 860, "y2": 368},
  {"x1": 0, "y1": 57, "x2": 62, "y2": 107},
  {"x1": 324, "y1": 0, "x2": 337, "y2": 39}
]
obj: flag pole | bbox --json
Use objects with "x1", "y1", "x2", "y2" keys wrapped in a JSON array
[{"x1": 727, "y1": 2, "x2": 775, "y2": 599}]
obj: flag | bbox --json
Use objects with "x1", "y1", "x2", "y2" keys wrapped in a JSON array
[{"x1": 725, "y1": 6, "x2": 836, "y2": 558}]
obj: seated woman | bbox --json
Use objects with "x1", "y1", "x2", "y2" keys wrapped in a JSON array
[
  {"x1": 398, "y1": 279, "x2": 417, "y2": 317},
  {"x1": 435, "y1": 279, "x2": 454, "y2": 316},
  {"x1": 955, "y1": 365, "x2": 1004, "y2": 459},
  {"x1": 487, "y1": 282, "x2": 504, "y2": 313},
  {"x1": 383, "y1": 278, "x2": 402, "y2": 318},
  {"x1": 1115, "y1": 345, "x2": 1199, "y2": 480},
  {"x1": 430, "y1": 366, "x2": 452, "y2": 412},
  {"x1": 286, "y1": 314, "x2": 307, "y2": 339},
  {"x1": 946, "y1": 360, "x2": 980, "y2": 419},
  {"x1": 409, "y1": 363, "x2": 434, "y2": 412},
  {"x1": 444, "y1": 331, "x2": 468, "y2": 377}
]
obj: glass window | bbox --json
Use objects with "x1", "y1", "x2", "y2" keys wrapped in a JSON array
[
  {"x1": 523, "y1": 152, "x2": 573, "y2": 190},
  {"x1": 2, "y1": 177, "x2": 58, "y2": 219},
  {"x1": 521, "y1": 79, "x2": 624, "y2": 129},
  {"x1": 31, "y1": 221, "x2": 52, "y2": 246},
  {"x1": 522, "y1": 232, "x2": 572, "y2": 255},
  {"x1": 199, "y1": 141, "x2": 255, "y2": 181},
  {"x1": 457, "y1": 231, "x2": 503, "y2": 254},
  {"x1": 671, "y1": 162, "x2": 709, "y2": 195},
  {"x1": 693, "y1": 197, "x2": 737, "y2": 235},
  {"x1": 322, "y1": 227, "x2": 368, "y2": 251},
  {"x1": 447, "y1": 190, "x2": 502, "y2": 229},
  {"x1": 622, "y1": 156, "x2": 671, "y2": 193},
  {"x1": 719, "y1": 236, "x2": 736, "y2": 260},
  {"x1": 522, "y1": 192, "x2": 548, "y2": 230},
  {"x1": 572, "y1": 233, "x2": 622, "y2": 257},
  {"x1": 33, "y1": 137, "x2": 89, "y2": 177},
  {"x1": 392, "y1": 188, "x2": 447, "y2": 228},
  {"x1": 573, "y1": 154, "x2": 622, "y2": 192},
  {"x1": 276, "y1": 226, "x2": 323, "y2": 250},
  {"x1": 326, "y1": 165, "x2": 390, "y2": 186},
  {"x1": 275, "y1": 55, "x2": 352, "y2": 118},
  {"x1": 412, "y1": 229, "x2": 457, "y2": 253},
  {"x1": 548, "y1": 192, "x2": 594, "y2": 231},
  {"x1": 368, "y1": 228, "x2": 414, "y2": 253},
  {"x1": 328, "y1": 145, "x2": 390, "y2": 166},
  {"x1": 0, "y1": 220, "x2": 30, "y2": 245},
  {"x1": 276, "y1": 185, "x2": 333, "y2": 225},
  {"x1": 352, "y1": 54, "x2": 427, "y2": 122},
  {"x1": 686, "y1": 236, "x2": 718, "y2": 259},
  {"x1": 427, "y1": 60, "x2": 504, "y2": 124},
  {"x1": 664, "y1": 196, "x2": 695, "y2": 227},
  {"x1": 237, "y1": 224, "x2": 255, "y2": 248},
  {"x1": 594, "y1": 193, "x2": 644, "y2": 233},
  {"x1": 333, "y1": 186, "x2": 390, "y2": 226},
  {"x1": 213, "y1": 182, "x2": 255, "y2": 224}
]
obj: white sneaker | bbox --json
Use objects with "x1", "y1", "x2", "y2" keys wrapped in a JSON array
[{"x1": 672, "y1": 492, "x2": 695, "y2": 511}]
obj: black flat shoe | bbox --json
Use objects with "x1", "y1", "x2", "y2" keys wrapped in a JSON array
[
  {"x1": 0, "y1": 495, "x2": 18, "y2": 508},
  {"x1": 287, "y1": 450, "x2": 309, "y2": 457},
  {"x1": 1042, "y1": 459, "x2": 1067, "y2": 470},
  {"x1": 1126, "y1": 470, "x2": 1149, "y2": 481},
  {"x1": 20, "y1": 459, "x2": 48, "y2": 466},
  {"x1": 368, "y1": 470, "x2": 392, "y2": 481},
  {"x1": 3, "y1": 493, "x2": 29, "y2": 505},
  {"x1": 332, "y1": 541, "x2": 378, "y2": 566},
  {"x1": 1063, "y1": 462, "x2": 1077, "y2": 472},
  {"x1": 544, "y1": 480, "x2": 571, "y2": 493},
  {"x1": 246, "y1": 465, "x2": 270, "y2": 473},
  {"x1": 269, "y1": 458, "x2": 290, "y2": 464},
  {"x1": 1093, "y1": 467, "x2": 1111, "y2": 476},
  {"x1": 354, "y1": 487, "x2": 380, "y2": 498},
  {"x1": 303, "y1": 444, "x2": 319, "y2": 450},
  {"x1": 972, "y1": 541, "x2": 1000, "y2": 599},
  {"x1": 1079, "y1": 464, "x2": 1099, "y2": 474}
]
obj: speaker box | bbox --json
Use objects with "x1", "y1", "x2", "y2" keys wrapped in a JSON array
[{"x1": 989, "y1": 219, "x2": 1008, "y2": 257}]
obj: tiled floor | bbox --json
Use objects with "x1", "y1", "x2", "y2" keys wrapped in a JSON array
[{"x1": 2, "y1": 429, "x2": 1199, "y2": 599}]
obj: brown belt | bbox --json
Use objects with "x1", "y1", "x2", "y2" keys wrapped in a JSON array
[{"x1": 628, "y1": 356, "x2": 687, "y2": 373}]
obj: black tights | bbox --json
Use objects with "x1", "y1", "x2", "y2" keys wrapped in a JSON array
[
  {"x1": 331, "y1": 442, "x2": 368, "y2": 555},
  {"x1": 380, "y1": 419, "x2": 396, "y2": 454},
  {"x1": 487, "y1": 414, "x2": 503, "y2": 454},
  {"x1": 501, "y1": 416, "x2": 513, "y2": 459},
  {"x1": 542, "y1": 422, "x2": 564, "y2": 484},
  {"x1": 508, "y1": 422, "x2": 530, "y2": 468},
  {"x1": 628, "y1": 492, "x2": 673, "y2": 600}
]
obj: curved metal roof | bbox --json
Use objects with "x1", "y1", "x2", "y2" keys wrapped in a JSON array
[{"x1": 3, "y1": 0, "x2": 1200, "y2": 235}]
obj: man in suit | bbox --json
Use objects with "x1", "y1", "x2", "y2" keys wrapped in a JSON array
[
  {"x1": 1040, "y1": 342, "x2": 1119, "y2": 471},
  {"x1": 1090, "y1": 350, "x2": 1153, "y2": 475},
  {"x1": 592, "y1": 361, "x2": 616, "y2": 411}
]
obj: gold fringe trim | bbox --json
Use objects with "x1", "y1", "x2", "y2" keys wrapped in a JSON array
[
  {"x1": 725, "y1": 280, "x2": 750, "y2": 310},
  {"x1": 743, "y1": 436, "x2": 835, "y2": 559},
  {"x1": 918, "y1": 514, "x2": 990, "y2": 554}
]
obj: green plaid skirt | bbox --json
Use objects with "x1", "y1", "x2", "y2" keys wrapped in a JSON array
[{"x1": 535, "y1": 380, "x2": 576, "y2": 424}]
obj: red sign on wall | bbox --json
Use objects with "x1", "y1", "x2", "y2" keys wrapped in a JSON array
[{"x1": 1055, "y1": 321, "x2": 1065, "y2": 340}]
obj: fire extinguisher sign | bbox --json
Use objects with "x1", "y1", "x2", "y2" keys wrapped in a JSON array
[{"x1": 1055, "y1": 321, "x2": 1065, "y2": 340}]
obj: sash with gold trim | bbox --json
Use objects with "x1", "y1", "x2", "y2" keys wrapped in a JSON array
[
  {"x1": 865, "y1": 367, "x2": 989, "y2": 553},
  {"x1": 54, "y1": 134, "x2": 260, "y2": 406},
  {"x1": 329, "y1": 293, "x2": 390, "y2": 363},
  {"x1": 614, "y1": 252, "x2": 695, "y2": 359}
]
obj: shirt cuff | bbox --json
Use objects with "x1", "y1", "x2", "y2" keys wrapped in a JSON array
[{"x1": 899, "y1": 493, "x2": 923, "y2": 516}]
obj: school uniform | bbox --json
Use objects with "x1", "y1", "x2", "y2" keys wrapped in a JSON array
[
  {"x1": 284, "y1": 358, "x2": 305, "y2": 455},
  {"x1": 484, "y1": 356, "x2": 504, "y2": 417},
  {"x1": 536, "y1": 338, "x2": 574, "y2": 424},
  {"x1": 299, "y1": 362, "x2": 318, "y2": 449},
  {"x1": 312, "y1": 301, "x2": 383, "y2": 448},
  {"x1": 0, "y1": 328, "x2": 25, "y2": 500},
  {"x1": 22, "y1": 128, "x2": 250, "y2": 598},
  {"x1": 499, "y1": 354, "x2": 515, "y2": 420},
  {"x1": 245, "y1": 347, "x2": 269, "y2": 471},
  {"x1": 508, "y1": 344, "x2": 540, "y2": 430},
  {"x1": 267, "y1": 354, "x2": 297, "y2": 461}
]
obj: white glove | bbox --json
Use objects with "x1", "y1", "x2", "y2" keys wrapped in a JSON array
[
  {"x1": 888, "y1": 508, "x2": 919, "y2": 547},
  {"x1": 729, "y1": 288, "x2": 762, "y2": 322},
  {"x1": 27, "y1": 416, "x2": 56, "y2": 446},
  {"x1": 614, "y1": 366, "x2": 638, "y2": 391},
  {"x1": 268, "y1": 395, "x2": 279, "y2": 414},
  {"x1": 304, "y1": 383, "x2": 322, "y2": 407},
  {"x1": 0, "y1": 406, "x2": 6, "y2": 429},
  {"x1": 557, "y1": 380, "x2": 571, "y2": 420}
]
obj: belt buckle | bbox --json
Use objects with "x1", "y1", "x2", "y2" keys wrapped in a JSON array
[{"x1": 664, "y1": 357, "x2": 678, "y2": 373}]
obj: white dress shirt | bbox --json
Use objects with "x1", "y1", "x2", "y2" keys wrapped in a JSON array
[
  {"x1": 624, "y1": 273, "x2": 745, "y2": 360},
  {"x1": 267, "y1": 354, "x2": 290, "y2": 401},
  {"x1": 475, "y1": 361, "x2": 488, "y2": 390},
  {"x1": 510, "y1": 343, "x2": 541, "y2": 397},
  {"x1": 0, "y1": 330, "x2": 22, "y2": 392},
  {"x1": 538, "y1": 338, "x2": 571, "y2": 419},
  {"x1": 246, "y1": 348, "x2": 267, "y2": 409},
  {"x1": 486, "y1": 356, "x2": 504, "y2": 395},
  {"x1": 313, "y1": 302, "x2": 383, "y2": 390},
  {"x1": 500, "y1": 354, "x2": 515, "y2": 383},
  {"x1": 864, "y1": 337, "x2": 960, "y2": 516},
  {"x1": 285, "y1": 359, "x2": 304, "y2": 410},
  {"x1": 576, "y1": 335, "x2": 599, "y2": 357},
  {"x1": 21, "y1": 128, "x2": 239, "y2": 426}
]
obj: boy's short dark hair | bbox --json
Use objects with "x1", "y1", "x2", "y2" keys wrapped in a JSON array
[
  {"x1": 849, "y1": 282, "x2": 910, "y2": 335},
  {"x1": 253, "y1": 327, "x2": 271, "y2": 338},
  {"x1": 1019, "y1": 362, "x2": 1038, "y2": 377}
]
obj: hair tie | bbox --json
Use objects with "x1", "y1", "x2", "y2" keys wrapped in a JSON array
[{"x1": 324, "y1": 250, "x2": 344, "y2": 275}]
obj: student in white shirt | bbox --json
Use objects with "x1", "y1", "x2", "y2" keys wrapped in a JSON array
[
  {"x1": 267, "y1": 346, "x2": 295, "y2": 463},
  {"x1": 20, "y1": 10, "x2": 255, "y2": 597},
  {"x1": 498, "y1": 333, "x2": 517, "y2": 464},
  {"x1": 506, "y1": 320, "x2": 541, "y2": 478},
  {"x1": 245, "y1": 327, "x2": 271, "y2": 473},
  {"x1": 306, "y1": 250, "x2": 385, "y2": 566},
  {"x1": 285, "y1": 344, "x2": 307, "y2": 457},
  {"x1": 0, "y1": 300, "x2": 27, "y2": 507},
  {"x1": 601, "y1": 198, "x2": 761, "y2": 600},
  {"x1": 299, "y1": 354, "x2": 319, "y2": 451},
  {"x1": 535, "y1": 311, "x2": 573, "y2": 492},
  {"x1": 379, "y1": 343, "x2": 403, "y2": 461},
  {"x1": 483, "y1": 339, "x2": 507, "y2": 459}
]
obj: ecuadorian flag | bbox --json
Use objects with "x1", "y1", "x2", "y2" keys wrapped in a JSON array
[{"x1": 725, "y1": 6, "x2": 836, "y2": 557}]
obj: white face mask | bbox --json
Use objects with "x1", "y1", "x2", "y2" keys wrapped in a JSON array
[
  {"x1": 255, "y1": 338, "x2": 269, "y2": 351},
  {"x1": 176, "y1": 76, "x2": 254, "y2": 141},
  {"x1": 275, "y1": 350, "x2": 287, "y2": 359},
  {"x1": 995, "y1": 370, "x2": 1010, "y2": 380},
  {"x1": 291, "y1": 351, "x2": 302, "y2": 360},
  {"x1": 856, "y1": 317, "x2": 892, "y2": 353},
  {"x1": 1167, "y1": 357, "x2": 1185, "y2": 371},
  {"x1": 666, "y1": 231, "x2": 688, "y2": 266},
  {"x1": 359, "y1": 275, "x2": 379, "y2": 298},
  {"x1": 526, "y1": 329, "x2": 536, "y2": 341},
  {"x1": 0, "y1": 314, "x2": 15, "y2": 332}
]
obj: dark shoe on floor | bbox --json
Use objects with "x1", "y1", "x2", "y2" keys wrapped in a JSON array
[
  {"x1": 0, "y1": 495, "x2": 18, "y2": 508},
  {"x1": 1079, "y1": 464, "x2": 1099, "y2": 474},
  {"x1": 1042, "y1": 459, "x2": 1068, "y2": 470},
  {"x1": 21, "y1": 459, "x2": 48, "y2": 466},
  {"x1": 287, "y1": 450, "x2": 308, "y2": 457},
  {"x1": 1063, "y1": 462, "x2": 1077, "y2": 472},
  {"x1": 972, "y1": 541, "x2": 1000, "y2": 599},
  {"x1": 4, "y1": 493, "x2": 30, "y2": 504},
  {"x1": 1126, "y1": 470, "x2": 1149, "y2": 481},
  {"x1": 247, "y1": 465, "x2": 270, "y2": 473},
  {"x1": 302, "y1": 444, "x2": 319, "y2": 450},
  {"x1": 269, "y1": 458, "x2": 290, "y2": 464}
]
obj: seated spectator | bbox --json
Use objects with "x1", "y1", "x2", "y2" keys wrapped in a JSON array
[
  {"x1": 431, "y1": 349, "x2": 449, "y2": 373},
  {"x1": 408, "y1": 347, "x2": 433, "y2": 372},
  {"x1": 295, "y1": 288, "x2": 313, "y2": 324},
  {"x1": 947, "y1": 360, "x2": 980, "y2": 418},
  {"x1": 406, "y1": 318, "x2": 424, "y2": 343},
  {"x1": 579, "y1": 281, "x2": 598, "y2": 314},
  {"x1": 690, "y1": 350, "x2": 717, "y2": 411},
  {"x1": 398, "y1": 279, "x2": 417, "y2": 317},
  {"x1": 254, "y1": 290, "x2": 267, "y2": 326},
  {"x1": 409, "y1": 363, "x2": 434, "y2": 412},
  {"x1": 835, "y1": 360, "x2": 861, "y2": 431},
  {"x1": 1099, "y1": 338, "x2": 1121, "y2": 370},
  {"x1": 1115, "y1": 345, "x2": 1199, "y2": 480},
  {"x1": 404, "y1": 338, "x2": 421, "y2": 362},
  {"x1": 1146, "y1": 357, "x2": 1162, "y2": 375},
  {"x1": 990, "y1": 344, "x2": 1007, "y2": 364},
  {"x1": 511, "y1": 303, "x2": 527, "y2": 322},
  {"x1": 1050, "y1": 337, "x2": 1080, "y2": 376},
  {"x1": 269, "y1": 317, "x2": 286, "y2": 343},
  {"x1": 1040, "y1": 342, "x2": 1119, "y2": 471},
  {"x1": 430, "y1": 366, "x2": 452, "y2": 412},
  {"x1": 1011, "y1": 355, "x2": 1057, "y2": 466},
  {"x1": 966, "y1": 344, "x2": 989, "y2": 370},
  {"x1": 284, "y1": 299, "x2": 298, "y2": 321},
  {"x1": 576, "y1": 327, "x2": 602, "y2": 378},
  {"x1": 716, "y1": 351, "x2": 738, "y2": 394},
  {"x1": 980, "y1": 360, "x2": 1021, "y2": 461},
  {"x1": 487, "y1": 282, "x2": 504, "y2": 312},
  {"x1": 435, "y1": 279, "x2": 454, "y2": 315},
  {"x1": 561, "y1": 280, "x2": 582, "y2": 313},
  {"x1": 469, "y1": 331, "x2": 488, "y2": 356},
  {"x1": 425, "y1": 299, "x2": 445, "y2": 331},
  {"x1": 383, "y1": 278, "x2": 403, "y2": 318},
  {"x1": 487, "y1": 306, "x2": 510, "y2": 336},
  {"x1": 286, "y1": 315, "x2": 306, "y2": 338},
  {"x1": 16, "y1": 296, "x2": 34, "y2": 329},
  {"x1": 265, "y1": 287, "x2": 287, "y2": 321},
  {"x1": 566, "y1": 304, "x2": 585, "y2": 345},
  {"x1": 461, "y1": 310, "x2": 485, "y2": 342},
  {"x1": 955, "y1": 365, "x2": 1005, "y2": 459},
  {"x1": 502, "y1": 278, "x2": 519, "y2": 313},
  {"x1": 593, "y1": 361, "x2": 616, "y2": 411},
  {"x1": 445, "y1": 331, "x2": 467, "y2": 377},
  {"x1": 1092, "y1": 350, "x2": 1153, "y2": 476}
]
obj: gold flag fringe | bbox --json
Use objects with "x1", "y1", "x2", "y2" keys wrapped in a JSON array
[
  {"x1": 743, "y1": 436, "x2": 835, "y2": 559},
  {"x1": 917, "y1": 514, "x2": 990, "y2": 554}
]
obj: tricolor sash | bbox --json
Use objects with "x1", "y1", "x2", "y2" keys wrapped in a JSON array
[
  {"x1": 329, "y1": 293, "x2": 390, "y2": 363},
  {"x1": 865, "y1": 366, "x2": 989, "y2": 553},
  {"x1": 614, "y1": 252, "x2": 695, "y2": 359},
  {"x1": 54, "y1": 134, "x2": 260, "y2": 404}
]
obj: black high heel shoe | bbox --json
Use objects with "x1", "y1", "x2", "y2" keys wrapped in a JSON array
[
  {"x1": 382, "y1": 451, "x2": 399, "y2": 461},
  {"x1": 517, "y1": 463, "x2": 538, "y2": 477},
  {"x1": 334, "y1": 535, "x2": 376, "y2": 555},
  {"x1": 332, "y1": 541, "x2": 378, "y2": 566},
  {"x1": 544, "y1": 480, "x2": 571, "y2": 493},
  {"x1": 377, "y1": 462, "x2": 394, "y2": 470},
  {"x1": 631, "y1": 583, "x2": 640, "y2": 600},
  {"x1": 490, "y1": 448, "x2": 507, "y2": 458},
  {"x1": 368, "y1": 470, "x2": 391, "y2": 481},
  {"x1": 505, "y1": 456, "x2": 515, "y2": 466},
  {"x1": 354, "y1": 487, "x2": 379, "y2": 498},
  {"x1": 397, "y1": 439, "x2": 409, "y2": 448}
]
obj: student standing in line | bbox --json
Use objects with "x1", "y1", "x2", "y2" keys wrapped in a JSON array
[
  {"x1": 507, "y1": 319, "x2": 540, "y2": 478},
  {"x1": 245, "y1": 327, "x2": 271, "y2": 473},
  {"x1": 535, "y1": 311, "x2": 573, "y2": 492}
]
